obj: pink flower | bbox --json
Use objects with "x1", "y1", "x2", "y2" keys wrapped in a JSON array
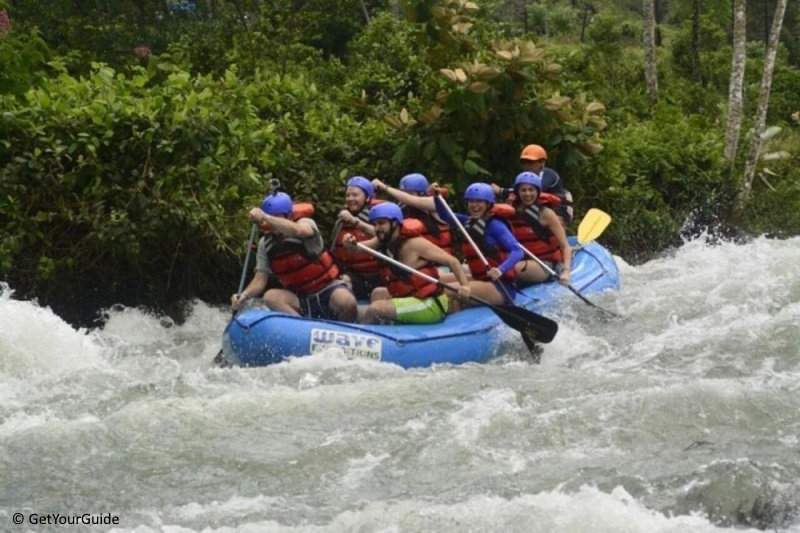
[
  {"x1": 134, "y1": 45, "x2": 151, "y2": 59},
  {"x1": 0, "y1": 10, "x2": 11, "y2": 35}
]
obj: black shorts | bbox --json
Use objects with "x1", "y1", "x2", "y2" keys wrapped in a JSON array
[
  {"x1": 346, "y1": 272, "x2": 384, "y2": 301},
  {"x1": 298, "y1": 281, "x2": 353, "y2": 320}
]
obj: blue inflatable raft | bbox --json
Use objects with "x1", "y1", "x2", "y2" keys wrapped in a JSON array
[{"x1": 221, "y1": 238, "x2": 619, "y2": 368}]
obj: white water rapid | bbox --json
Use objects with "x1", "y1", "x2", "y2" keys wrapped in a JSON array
[{"x1": 1, "y1": 236, "x2": 799, "y2": 532}]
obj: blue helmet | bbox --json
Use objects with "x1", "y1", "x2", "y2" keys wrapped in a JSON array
[
  {"x1": 464, "y1": 183, "x2": 495, "y2": 204},
  {"x1": 261, "y1": 192, "x2": 293, "y2": 215},
  {"x1": 346, "y1": 176, "x2": 374, "y2": 199},
  {"x1": 368, "y1": 202, "x2": 404, "y2": 224},
  {"x1": 399, "y1": 173, "x2": 429, "y2": 193},
  {"x1": 513, "y1": 172, "x2": 542, "y2": 193}
]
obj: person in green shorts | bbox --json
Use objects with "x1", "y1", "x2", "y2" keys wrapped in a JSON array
[{"x1": 343, "y1": 203, "x2": 471, "y2": 324}]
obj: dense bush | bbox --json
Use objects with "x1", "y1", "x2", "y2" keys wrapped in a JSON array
[
  {"x1": 1, "y1": 0, "x2": 798, "y2": 325},
  {"x1": 0, "y1": 59, "x2": 394, "y2": 324},
  {"x1": 575, "y1": 104, "x2": 735, "y2": 260}
]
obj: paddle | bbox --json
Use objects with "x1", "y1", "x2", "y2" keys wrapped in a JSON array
[
  {"x1": 578, "y1": 208, "x2": 611, "y2": 246},
  {"x1": 213, "y1": 223, "x2": 258, "y2": 366},
  {"x1": 517, "y1": 246, "x2": 620, "y2": 318},
  {"x1": 355, "y1": 243, "x2": 558, "y2": 344}
]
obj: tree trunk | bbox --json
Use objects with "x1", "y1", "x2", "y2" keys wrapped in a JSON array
[
  {"x1": 723, "y1": 0, "x2": 747, "y2": 162},
  {"x1": 691, "y1": 0, "x2": 701, "y2": 83},
  {"x1": 358, "y1": 0, "x2": 371, "y2": 24},
  {"x1": 580, "y1": 3, "x2": 590, "y2": 42},
  {"x1": 738, "y1": 0, "x2": 788, "y2": 207},
  {"x1": 643, "y1": 0, "x2": 659, "y2": 107},
  {"x1": 523, "y1": 6, "x2": 529, "y2": 34}
]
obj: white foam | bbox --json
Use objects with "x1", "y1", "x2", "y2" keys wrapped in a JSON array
[{"x1": 0, "y1": 284, "x2": 106, "y2": 380}]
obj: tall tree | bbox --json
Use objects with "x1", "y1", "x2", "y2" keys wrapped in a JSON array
[
  {"x1": 690, "y1": 0, "x2": 702, "y2": 82},
  {"x1": 723, "y1": 0, "x2": 747, "y2": 162},
  {"x1": 642, "y1": 0, "x2": 658, "y2": 106},
  {"x1": 739, "y1": 0, "x2": 788, "y2": 206}
]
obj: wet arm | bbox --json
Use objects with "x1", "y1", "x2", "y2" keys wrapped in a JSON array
[
  {"x1": 379, "y1": 185, "x2": 437, "y2": 211},
  {"x1": 262, "y1": 216, "x2": 315, "y2": 238}
]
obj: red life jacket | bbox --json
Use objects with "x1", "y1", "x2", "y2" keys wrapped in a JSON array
[
  {"x1": 329, "y1": 201, "x2": 383, "y2": 274},
  {"x1": 510, "y1": 201, "x2": 563, "y2": 263},
  {"x1": 461, "y1": 204, "x2": 517, "y2": 282},
  {"x1": 378, "y1": 220, "x2": 442, "y2": 299},
  {"x1": 262, "y1": 208, "x2": 340, "y2": 295},
  {"x1": 399, "y1": 204, "x2": 454, "y2": 256}
]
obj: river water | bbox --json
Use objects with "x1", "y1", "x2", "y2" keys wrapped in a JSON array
[{"x1": 1, "y1": 236, "x2": 799, "y2": 532}]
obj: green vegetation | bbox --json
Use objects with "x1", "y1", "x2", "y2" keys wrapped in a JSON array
[{"x1": 0, "y1": 0, "x2": 798, "y2": 324}]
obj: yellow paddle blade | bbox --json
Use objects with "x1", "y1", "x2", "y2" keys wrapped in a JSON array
[{"x1": 578, "y1": 208, "x2": 612, "y2": 245}]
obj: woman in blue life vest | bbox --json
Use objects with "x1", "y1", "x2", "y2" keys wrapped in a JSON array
[
  {"x1": 342, "y1": 203, "x2": 471, "y2": 324},
  {"x1": 433, "y1": 182, "x2": 524, "y2": 307},
  {"x1": 329, "y1": 176, "x2": 385, "y2": 300},
  {"x1": 231, "y1": 192, "x2": 357, "y2": 322},
  {"x1": 507, "y1": 172, "x2": 572, "y2": 286},
  {"x1": 371, "y1": 173, "x2": 454, "y2": 256}
]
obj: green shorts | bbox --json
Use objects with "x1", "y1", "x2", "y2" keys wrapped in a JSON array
[{"x1": 393, "y1": 293, "x2": 449, "y2": 324}]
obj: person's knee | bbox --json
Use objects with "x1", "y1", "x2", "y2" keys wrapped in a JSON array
[
  {"x1": 262, "y1": 289, "x2": 284, "y2": 307},
  {"x1": 329, "y1": 288, "x2": 357, "y2": 321},
  {"x1": 365, "y1": 300, "x2": 395, "y2": 324},
  {"x1": 370, "y1": 287, "x2": 391, "y2": 302}
]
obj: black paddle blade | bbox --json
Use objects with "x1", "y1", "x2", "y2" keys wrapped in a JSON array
[{"x1": 493, "y1": 304, "x2": 558, "y2": 344}]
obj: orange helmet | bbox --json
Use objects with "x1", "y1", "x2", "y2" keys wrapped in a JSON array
[{"x1": 520, "y1": 144, "x2": 547, "y2": 162}]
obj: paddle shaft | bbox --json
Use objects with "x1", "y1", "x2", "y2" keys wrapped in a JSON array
[
  {"x1": 434, "y1": 194, "x2": 516, "y2": 305},
  {"x1": 518, "y1": 244, "x2": 617, "y2": 314},
  {"x1": 216, "y1": 223, "x2": 259, "y2": 366},
  {"x1": 236, "y1": 224, "x2": 259, "y2": 298}
]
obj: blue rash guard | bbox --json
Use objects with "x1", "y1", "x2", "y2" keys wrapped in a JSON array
[{"x1": 434, "y1": 200, "x2": 524, "y2": 277}]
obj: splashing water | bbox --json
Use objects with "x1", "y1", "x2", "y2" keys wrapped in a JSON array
[{"x1": 1, "y1": 237, "x2": 799, "y2": 532}]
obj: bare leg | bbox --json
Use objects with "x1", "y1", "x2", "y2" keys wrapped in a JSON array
[
  {"x1": 463, "y1": 280, "x2": 506, "y2": 307},
  {"x1": 370, "y1": 287, "x2": 392, "y2": 302},
  {"x1": 263, "y1": 288, "x2": 301, "y2": 315},
  {"x1": 515, "y1": 260, "x2": 551, "y2": 286},
  {"x1": 328, "y1": 287, "x2": 358, "y2": 323},
  {"x1": 364, "y1": 299, "x2": 397, "y2": 324}
]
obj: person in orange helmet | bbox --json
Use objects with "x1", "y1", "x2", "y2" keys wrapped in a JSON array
[{"x1": 493, "y1": 144, "x2": 574, "y2": 226}]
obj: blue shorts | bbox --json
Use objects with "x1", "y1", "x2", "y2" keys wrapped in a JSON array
[
  {"x1": 298, "y1": 281, "x2": 352, "y2": 320},
  {"x1": 346, "y1": 272, "x2": 384, "y2": 301}
]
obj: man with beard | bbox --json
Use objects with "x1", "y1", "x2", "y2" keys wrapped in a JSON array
[{"x1": 343, "y1": 203, "x2": 470, "y2": 325}]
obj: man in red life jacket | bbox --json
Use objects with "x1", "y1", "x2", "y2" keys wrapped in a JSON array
[
  {"x1": 492, "y1": 144, "x2": 574, "y2": 226},
  {"x1": 508, "y1": 172, "x2": 572, "y2": 286},
  {"x1": 342, "y1": 203, "x2": 471, "y2": 324},
  {"x1": 329, "y1": 176, "x2": 384, "y2": 300},
  {"x1": 371, "y1": 173, "x2": 454, "y2": 256},
  {"x1": 232, "y1": 192, "x2": 357, "y2": 322}
]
